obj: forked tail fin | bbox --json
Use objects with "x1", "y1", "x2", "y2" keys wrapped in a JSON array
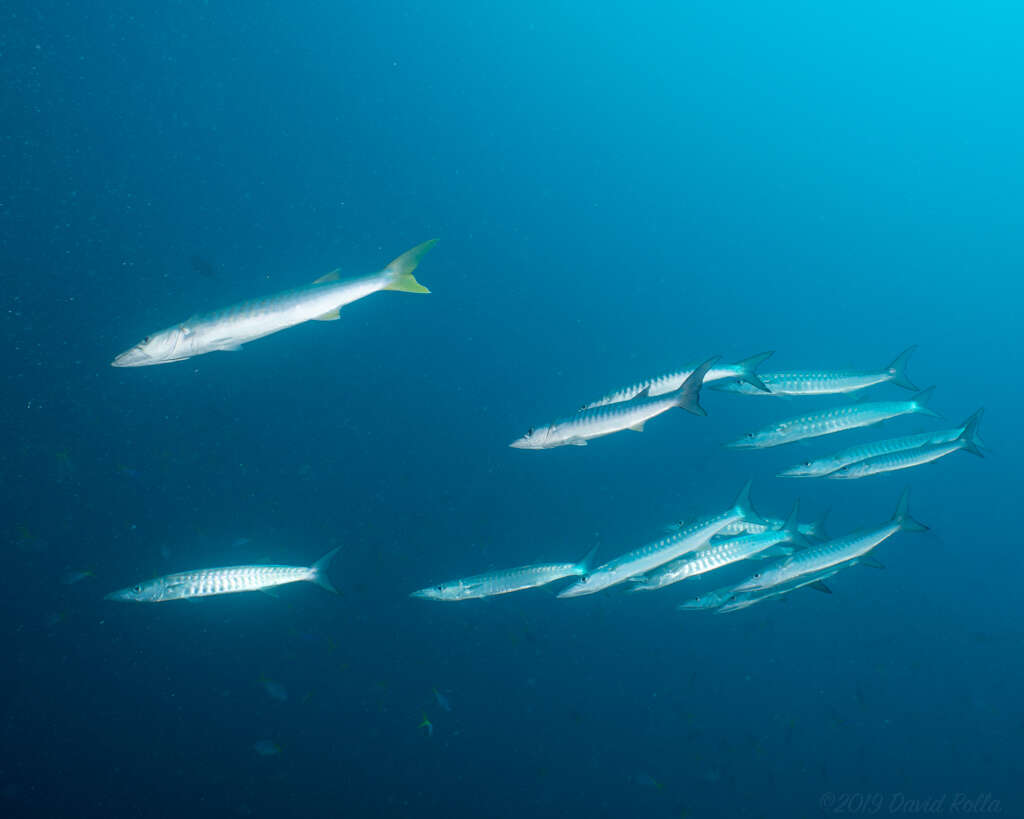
[
  {"x1": 382, "y1": 239, "x2": 438, "y2": 293},
  {"x1": 673, "y1": 356, "x2": 720, "y2": 416},
  {"x1": 732, "y1": 479, "x2": 766, "y2": 526},
  {"x1": 911, "y1": 386, "x2": 940, "y2": 419},
  {"x1": 311, "y1": 547, "x2": 341, "y2": 594},
  {"x1": 892, "y1": 488, "x2": 928, "y2": 533},
  {"x1": 780, "y1": 500, "x2": 812, "y2": 548},
  {"x1": 956, "y1": 409, "x2": 985, "y2": 457},
  {"x1": 734, "y1": 351, "x2": 774, "y2": 393},
  {"x1": 809, "y1": 507, "x2": 831, "y2": 541},
  {"x1": 886, "y1": 346, "x2": 919, "y2": 391}
]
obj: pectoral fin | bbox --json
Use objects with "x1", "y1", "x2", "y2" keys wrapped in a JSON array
[
  {"x1": 628, "y1": 422, "x2": 646, "y2": 432},
  {"x1": 808, "y1": 581, "x2": 833, "y2": 594},
  {"x1": 312, "y1": 308, "x2": 342, "y2": 321}
]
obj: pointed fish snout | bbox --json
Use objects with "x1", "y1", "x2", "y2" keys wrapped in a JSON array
[{"x1": 111, "y1": 348, "x2": 148, "y2": 367}]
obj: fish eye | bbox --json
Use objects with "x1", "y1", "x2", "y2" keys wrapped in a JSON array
[
  {"x1": 746, "y1": 433, "x2": 754, "y2": 438},
  {"x1": 527, "y1": 427, "x2": 535, "y2": 435},
  {"x1": 435, "y1": 585, "x2": 443, "y2": 592},
  {"x1": 132, "y1": 585, "x2": 142, "y2": 593},
  {"x1": 804, "y1": 462, "x2": 811, "y2": 467}
]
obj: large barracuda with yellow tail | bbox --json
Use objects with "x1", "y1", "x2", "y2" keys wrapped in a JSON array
[{"x1": 112, "y1": 239, "x2": 437, "y2": 367}]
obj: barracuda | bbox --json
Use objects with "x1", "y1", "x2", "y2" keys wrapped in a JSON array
[
  {"x1": 731, "y1": 489, "x2": 926, "y2": 594},
  {"x1": 629, "y1": 502, "x2": 806, "y2": 592},
  {"x1": 557, "y1": 481, "x2": 764, "y2": 598},
  {"x1": 510, "y1": 357, "x2": 718, "y2": 449},
  {"x1": 111, "y1": 240, "x2": 437, "y2": 367},
  {"x1": 677, "y1": 585, "x2": 739, "y2": 611},
  {"x1": 672, "y1": 507, "x2": 829, "y2": 540},
  {"x1": 104, "y1": 549, "x2": 339, "y2": 602},
  {"x1": 410, "y1": 548, "x2": 597, "y2": 601},
  {"x1": 725, "y1": 387, "x2": 938, "y2": 449},
  {"x1": 580, "y1": 351, "x2": 773, "y2": 409},
  {"x1": 829, "y1": 413, "x2": 984, "y2": 479},
  {"x1": 715, "y1": 565, "x2": 846, "y2": 613},
  {"x1": 713, "y1": 346, "x2": 918, "y2": 396},
  {"x1": 780, "y1": 409, "x2": 985, "y2": 478}
]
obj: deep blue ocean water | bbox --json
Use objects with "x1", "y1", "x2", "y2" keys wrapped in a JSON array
[{"x1": 4, "y1": 2, "x2": 1022, "y2": 817}]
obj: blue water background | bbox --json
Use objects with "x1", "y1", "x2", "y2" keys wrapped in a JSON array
[{"x1": 3, "y1": 2, "x2": 1022, "y2": 816}]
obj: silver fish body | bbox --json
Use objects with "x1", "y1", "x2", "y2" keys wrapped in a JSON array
[
  {"x1": 713, "y1": 346, "x2": 918, "y2": 397},
  {"x1": 105, "y1": 548, "x2": 339, "y2": 602},
  {"x1": 829, "y1": 416, "x2": 983, "y2": 479},
  {"x1": 558, "y1": 482, "x2": 763, "y2": 597},
  {"x1": 778, "y1": 409, "x2": 984, "y2": 478},
  {"x1": 581, "y1": 351, "x2": 773, "y2": 409},
  {"x1": 732, "y1": 490, "x2": 925, "y2": 594},
  {"x1": 715, "y1": 565, "x2": 845, "y2": 613},
  {"x1": 678, "y1": 585, "x2": 739, "y2": 611},
  {"x1": 511, "y1": 357, "x2": 717, "y2": 449},
  {"x1": 112, "y1": 240, "x2": 436, "y2": 367},
  {"x1": 410, "y1": 550, "x2": 596, "y2": 601},
  {"x1": 629, "y1": 530, "x2": 797, "y2": 592},
  {"x1": 726, "y1": 387, "x2": 937, "y2": 450},
  {"x1": 680, "y1": 508, "x2": 828, "y2": 541}
]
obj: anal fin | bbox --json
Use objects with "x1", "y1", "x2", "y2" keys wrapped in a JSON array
[{"x1": 312, "y1": 308, "x2": 342, "y2": 321}]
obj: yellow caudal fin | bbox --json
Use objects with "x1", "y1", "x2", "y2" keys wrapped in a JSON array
[{"x1": 382, "y1": 239, "x2": 437, "y2": 294}]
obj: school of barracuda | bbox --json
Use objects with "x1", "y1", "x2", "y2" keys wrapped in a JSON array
[{"x1": 106, "y1": 244, "x2": 986, "y2": 615}]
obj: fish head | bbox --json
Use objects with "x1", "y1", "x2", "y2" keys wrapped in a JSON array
[
  {"x1": 776, "y1": 460, "x2": 822, "y2": 478},
  {"x1": 104, "y1": 577, "x2": 165, "y2": 602},
  {"x1": 112, "y1": 324, "x2": 192, "y2": 367},
  {"x1": 733, "y1": 566, "x2": 777, "y2": 593},
  {"x1": 509, "y1": 425, "x2": 550, "y2": 450},
  {"x1": 725, "y1": 430, "x2": 767, "y2": 449},
  {"x1": 410, "y1": 583, "x2": 458, "y2": 601},
  {"x1": 827, "y1": 465, "x2": 857, "y2": 480},
  {"x1": 556, "y1": 576, "x2": 601, "y2": 598},
  {"x1": 680, "y1": 589, "x2": 732, "y2": 610},
  {"x1": 709, "y1": 379, "x2": 748, "y2": 394}
]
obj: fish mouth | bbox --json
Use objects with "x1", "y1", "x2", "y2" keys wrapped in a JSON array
[
  {"x1": 112, "y1": 351, "x2": 191, "y2": 367},
  {"x1": 111, "y1": 349, "x2": 151, "y2": 367}
]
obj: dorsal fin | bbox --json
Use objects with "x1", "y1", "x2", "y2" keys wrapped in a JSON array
[{"x1": 313, "y1": 269, "x2": 341, "y2": 284}]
